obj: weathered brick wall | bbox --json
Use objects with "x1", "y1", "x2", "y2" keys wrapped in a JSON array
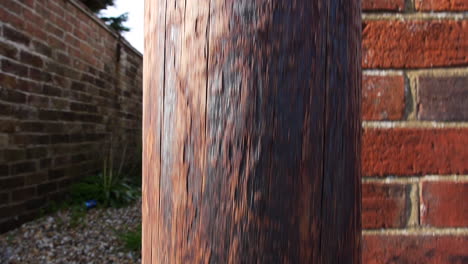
[
  {"x1": 361, "y1": 0, "x2": 468, "y2": 262},
  {"x1": 0, "y1": 0, "x2": 142, "y2": 232}
]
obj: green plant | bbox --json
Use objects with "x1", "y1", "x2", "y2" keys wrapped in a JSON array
[
  {"x1": 121, "y1": 141, "x2": 142, "y2": 187},
  {"x1": 69, "y1": 205, "x2": 87, "y2": 228},
  {"x1": 69, "y1": 139, "x2": 140, "y2": 208},
  {"x1": 6, "y1": 233, "x2": 14, "y2": 245},
  {"x1": 80, "y1": 0, "x2": 114, "y2": 13},
  {"x1": 39, "y1": 199, "x2": 70, "y2": 220},
  {"x1": 33, "y1": 138, "x2": 141, "y2": 231},
  {"x1": 101, "y1": 13, "x2": 130, "y2": 33},
  {"x1": 118, "y1": 224, "x2": 142, "y2": 252},
  {"x1": 69, "y1": 172, "x2": 139, "y2": 208},
  {"x1": 79, "y1": 0, "x2": 130, "y2": 34}
]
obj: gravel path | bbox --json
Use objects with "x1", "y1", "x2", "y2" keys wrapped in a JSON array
[{"x1": 0, "y1": 201, "x2": 141, "y2": 264}]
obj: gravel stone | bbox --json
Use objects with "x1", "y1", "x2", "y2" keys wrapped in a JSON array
[{"x1": 0, "y1": 200, "x2": 141, "y2": 264}]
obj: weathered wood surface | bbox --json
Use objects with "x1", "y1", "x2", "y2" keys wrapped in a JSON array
[{"x1": 143, "y1": 0, "x2": 362, "y2": 263}]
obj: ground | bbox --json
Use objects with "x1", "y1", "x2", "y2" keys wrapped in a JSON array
[{"x1": 0, "y1": 200, "x2": 141, "y2": 264}]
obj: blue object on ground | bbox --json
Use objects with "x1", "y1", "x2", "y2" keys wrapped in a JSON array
[{"x1": 85, "y1": 199, "x2": 97, "y2": 209}]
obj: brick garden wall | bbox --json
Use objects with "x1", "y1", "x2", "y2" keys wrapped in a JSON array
[
  {"x1": 361, "y1": 0, "x2": 468, "y2": 262},
  {"x1": 0, "y1": 0, "x2": 142, "y2": 232}
]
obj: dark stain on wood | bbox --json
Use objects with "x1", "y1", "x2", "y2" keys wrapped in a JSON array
[{"x1": 143, "y1": 0, "x2": 362, "y2": 263}]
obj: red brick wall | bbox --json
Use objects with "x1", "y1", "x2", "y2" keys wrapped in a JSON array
[
  {"x1": 0, "y1": 0, "x2": 142, "y2": 232},
  {"x1": 361, "y1": 0, "x2": 468, "y2": 262}
]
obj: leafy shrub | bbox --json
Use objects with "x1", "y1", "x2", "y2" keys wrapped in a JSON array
[
  {"x1": 70, "y1": 174, "x2": 139, "y2": 208},
  {"x1": 70, "y1": 140, "x2": 141, "y2": 208}
]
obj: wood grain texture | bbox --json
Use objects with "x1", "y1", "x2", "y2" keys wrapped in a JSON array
[{"x1": 143, "y1": 0, "x2": 362, "y2": 263}]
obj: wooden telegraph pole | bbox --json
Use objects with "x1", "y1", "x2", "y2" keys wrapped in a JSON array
[{"x1": 143, "y1": 0, "x2": 361, "y2": 263}]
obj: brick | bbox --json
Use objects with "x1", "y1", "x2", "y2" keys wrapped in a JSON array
[
  {"x1": 20, "y1": 50, "x2": 43, "y2": 68},
  {"x1": 70, "y1": 102, "x2": 98, "y2": 113},
  {"x1": 363, "y1": 74, "x2": 405, "y2": 120},
  {"x1": 0, "y1": 192, "x2": 9, "y2": 205},
  {"x1": 0, "y1": 165, "x2": 9, "y2": 177},
  {"x1": 81, "y1": 73, "x2": 96, "y2": 85},
  {"x1": 362, "y1": 0, "x2": 405, "y2": 11},
  {"x1": 38, "y1": 110, "x2": 75, "y2": 121},
  {"x1": 0, "y1": 40, "x2": 18, "y2": 59},
  {"x1": 0, "y1": 219, "x2": 17, "y2": 233},
  {"x1": 19, "y1": 122, "x2": 45, "y2": 133},
  {"x1": 0, "y1": 119, "x2": 16, "y2": 133},
  {"x1": 63, "y1": 67, "x2": 81, "y2": 80},
  {"x1": 2, "y1": 59, "x2": 28, "y2": 76},
  {"x1": 52, "y1": 155, "x2": 70, "y2": 165},
  {"x1": 0, "y1": 203, "x2": 25, "y2": 218},
  {"x1": 95, "y1": 78, "x2": 105, "y2": 88},
  {"x1": 5, "y1": 104, "x2": 38, "y2": 120},
  {"x1": 37, "y1": 182, "x2": 57, "y2": 195},
  {"x1": 24, "y1": 197, "x2": 46, "y2": 210},
  {"x1": 39, "y1": 158, "x2": 51, "y2": 169},
  {"x1": 48, "y1": 168, "x2": 65, "y2": 180},
  {"x1": 52, "y1": 75, "x2": 68, "y2": 88},
  {"x1": 48, "y1": 34, "x2": 66, "y2": 50},
  {"x1": 0, "y1": 176, "x2": 24, "y2": 191},
  {"x1": 0, "y1": 72, "x2": 17, "y2": 90},
  {"x1": 50, "y1": 98, "x2": 69, "y2": 110},
  {"x1": 0, "y1": 210, "x2": 38, "y2": 233},
  {"x1": 24, "y1": 22, "x2": 47, "y2": 41},
  {"x1": 29, "y1": 68, "x2": 52, "y2": 82},
  {"x1": 23, "y1": 7, "x2": 43, "y2": 28},
  {"x1": 421, "y1": 181, "x2": 468, "y2": 227},
  {"x1": 99, "y1": 88, "x2": 112, "y2": 98},
  {"x1": 363, "y1": 235, "x2": 468, "y2": 264},
  {"x1": 46, "y1": 22, "x2": 64, "y2": 39},
  {"x1": 28, "y1": 94, "x2": 50, "y2": 108},
  {"x1": 415, "y1": 0, "x2": 468, "y2": 11},
  {"x1": 11, "y1": 134, "x2": 49, "y2": 146},
  {"x1": 46, "y1": 62, "x2": 66, "y2": 75},
  {"x1": 362, "y1": 182, "x2": 412, "y2": 228},
  {"x1": 363, "y1": 20, "x2": 468, "y2": 68},
  {"x1": 42, "y1": 85, "x2": 62, "y2": 97},
  {"x1": 69, "y1": 133, "x2": 104, "y2": 143},
  {"x1": 418, "y1": 75, "x2": 468, "y2": 121},
  {"x1": 43, "y1": 123, "x2": 65, "y2": 133},
  {"x1": 0, "y1": 88, "x2": 27, "y2": 103},
  {"x1": 17, "y1": 79, "x2": 42, "y2": 94},
  {"x1": 76, "y1": 113, "x2": 103, "y2": 123},
  {"x1": 25, "y1": 172, "x2": 48, "y2": 185},
  {"x1": 0, "y1": 0, "x2": 143, "y2": 233},
  {"x1": 3, "y1": 26, "x2": 30, "y2": 46},
  {"x1": 0, "y1": 0, "x2": 22, "y2": 15},
  {"x1": 22, "y1": 0, "x2": 34, "y2": 8},
  {"x1": 10, "y1": 161, "x2": 37, "y2": 175},
  {"x1": 26, "y1": 147, "x2": 48, "y2": 159},
  {"x1": 0, "y1": 134, "x2": 8, "y2": 146},
  {"x1": 0, "y1": 6, "x2": 24, "y2": 30},
  {"x1": 50, "y1": 134, "x2": 69, "y2": 144},
  {"x1": 56, "y1": 51, "x2": 71, "y2": 66},
  {"x1": 71, "y1": 81, "x2": 86, "y2": 91},
  {"x1": 3, "y1": 149, "x2": 26, "y2": 162},
  {"x1": 58, "y1": 178, "x2": 73, "y2": 189},
  {"x1": 55, "y1": 15, "x2": 72, "y2": 32},
  {"x1": 47, "y1": 0, "x2": 65, "y2": 17},
  {"x1": 12, "y1": 186, "x2": 36, "y2": 201},
  {"x1": 362, "y1": 128, "x2": 468, "y2": 176},
  {"x1": 71, "y1": 153, "x2": 88, "y2": 164},
  {"x1": 32, "y1": 40, "x2": 52, "y2": 57}
]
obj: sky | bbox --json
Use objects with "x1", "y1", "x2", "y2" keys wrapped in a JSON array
[{"x1": 101, "y1": 0, "x2": 144, "y2": 54}]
